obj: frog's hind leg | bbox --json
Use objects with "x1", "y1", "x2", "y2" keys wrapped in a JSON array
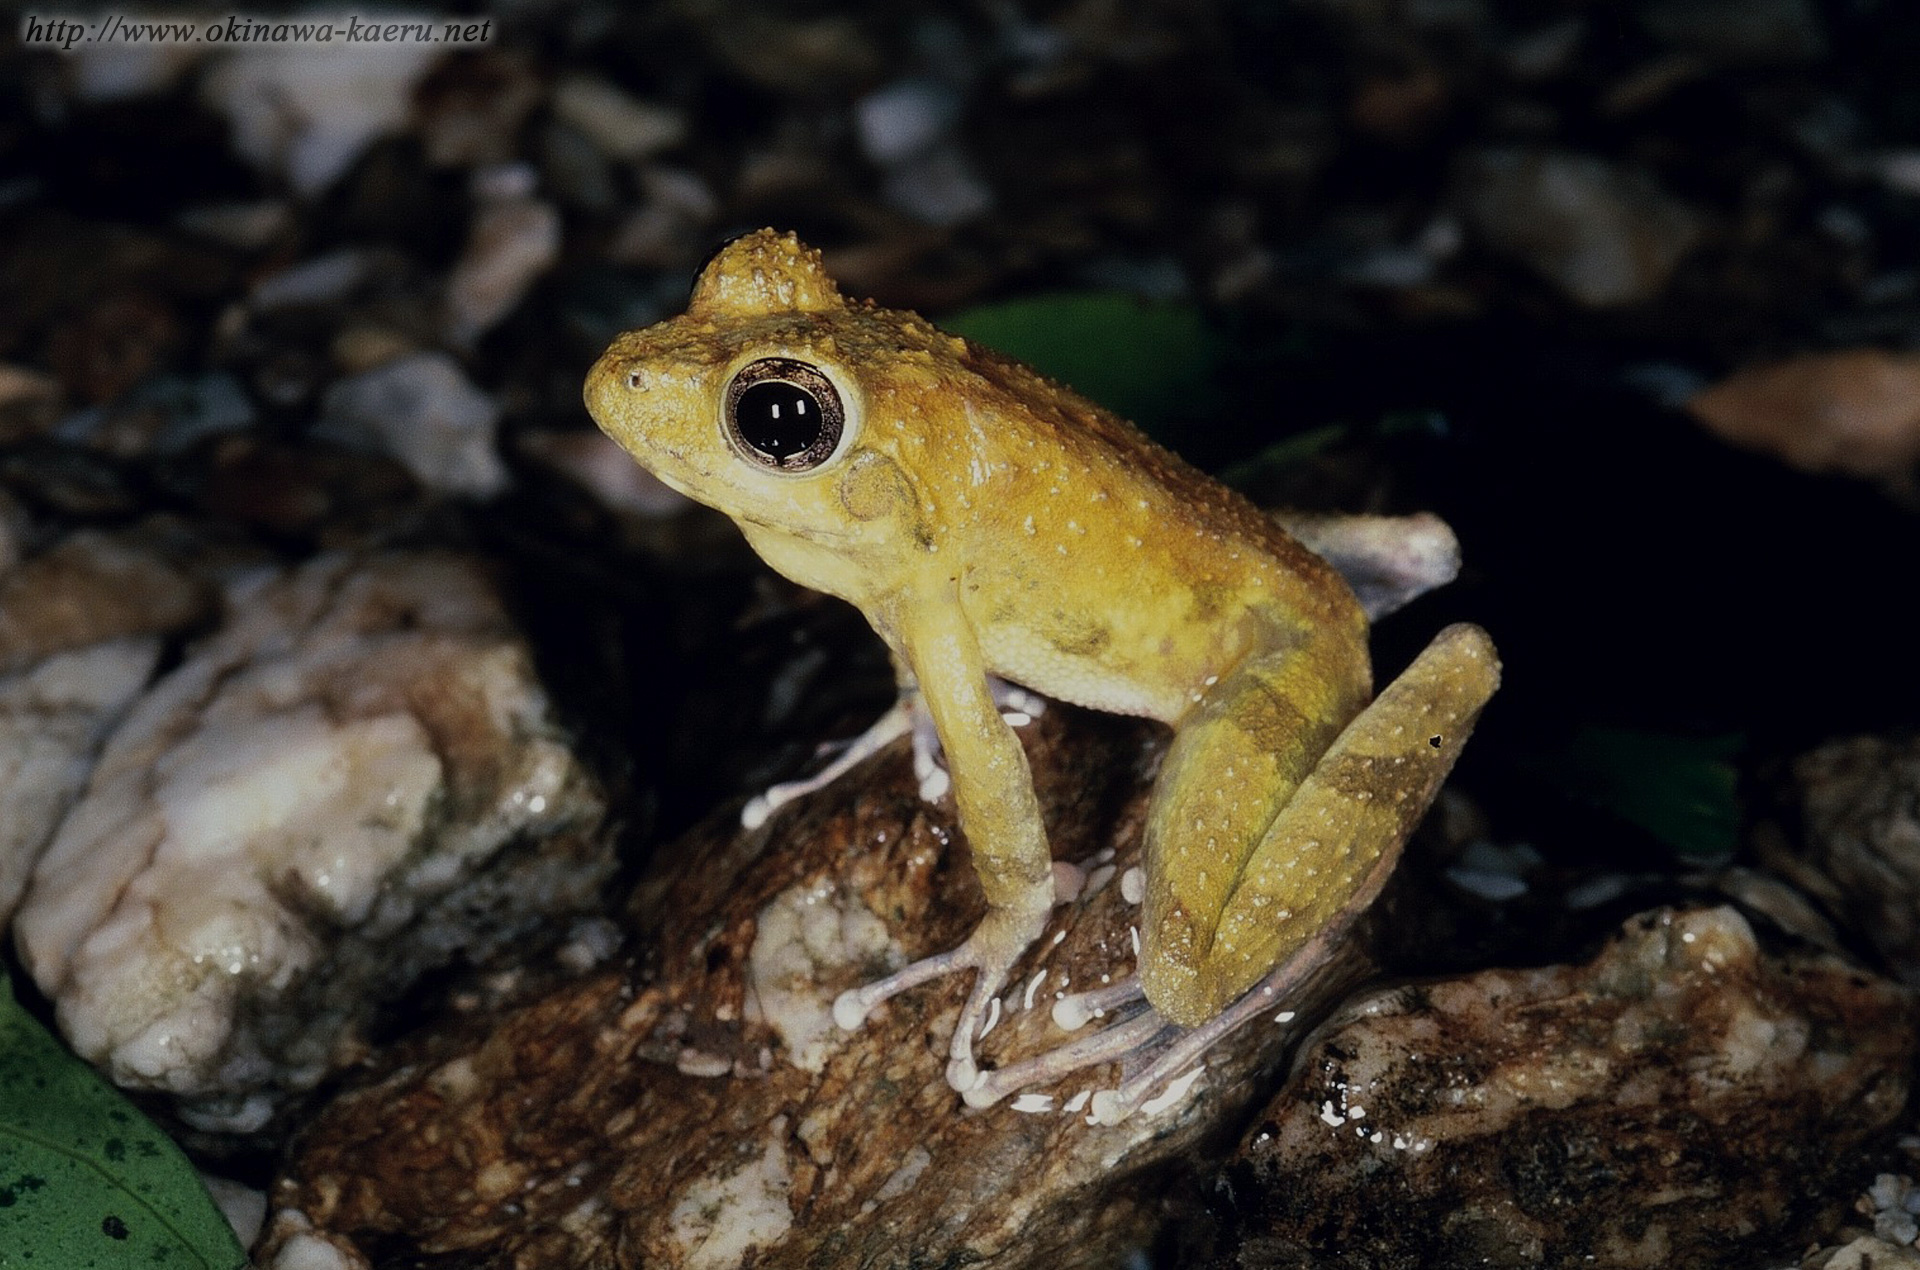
[
  {"x1": 964, "y1": 623, "x2": 1499, "y2": 1118},
  {"x1": 1140, "y1": 621, "x2": 1499, "y2": 1028}
]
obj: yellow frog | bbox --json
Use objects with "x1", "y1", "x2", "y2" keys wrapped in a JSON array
[{"x1": 585, "y1": 230, "x2": 1499, "y2": 1121}]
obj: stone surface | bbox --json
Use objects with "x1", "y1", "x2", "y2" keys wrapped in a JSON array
[
  {"x1": 1762, "y1": 735, "x2": 1920, "y2": 986},
  {"x1": 1687, "y1": 350, "x2": 1920, "y2": 483},
  {"x1": 1198, "y1": 906, "x2": 1915, "y2": 1269},
  {"x1": 314, "y1": 351, "x2": 509, "y2": 498},
  {"x1": 12, "y1": 551, "x2": 609, "y2": 1133},
  {"x1": 259, "y1": 709, "x2": 1379, "y2": 1268},
  {"x1": 1457, "y1": 150, "x2": 1703, "y2": 308}
]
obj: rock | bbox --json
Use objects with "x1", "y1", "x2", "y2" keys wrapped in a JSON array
[
  {"x1": 12, "y1": 552, "x2": 609, "y2": 1134},
  {"x1": 607, "y1": 167, "x2": 720, "y2": 268},
  {"x1": 44, "y1": 289, "x2": 184, "y2": 405},
  {"x1": 314, "y1": 351, "x2": 509, "y2": 498},
  {"x1": 516, "y1": 430, "x2": 692, "y2": 519},
  {"x1": 416, "y1": 51, "x2": 544, "y2": 169},
  {"x1": 0, "y1": 640, "x2": 161, "y2": 926},
  {"x1": 1270, "y1": 510, "x2": 1461, "y2": 621},
  {"x1": 174, "y1": 200, "x2": 295, "y2": 252},
  {"x1": 1639, "y1": 0, "x2": 1827, "y2": 64},
  {"x1": 0, "y1": 527, "x2": 215, "y2": 925},
  {"x1": 52, "y1": 371, "x2": 254, "y2": 458},
  {"x1": 855, "y1": 77, "x2": 965, "y2": 166},
  {"x1": 0, "y1": 363, "x2": 63, "y2": 443},
  {"x1": 260, "y1": 708, "x2": 1381, "y2": 1267},
  {"x1": 68, "y1": 43, "x2": 202, "y2": 102},
  {"x1": 1806, "y1": 1237, "x2": 1920, "y2": 1269},
  {"x1": 443, "y1": 196, "x2": 562, "y2": 344},
  {"x1": 550, "y1": 74, "x2": 686, "y2": 162},
  {"x1": 249, "y1": 250, "x2": 374, "y2": 312},
  {"x1": 0, "y1": 528, "x2": 212, "y2": 679},
  {"x1": 199, "y1": 43, "x2": 439, "y2": 194},
  {"x1": 1761, "y1": 736, "x2": 1920, "y2": 985},
  {"x1": 1200, "y1": 906, "x2": 1915, "y2": 1268},
  {"x1": 881, "y1": 146, "x2": 995, "y2": 228},
  {"x1": 1457, "y1": 149, "x2": 1703, "y2": 307},
  {"x1": 1686, "y1": 350, "x2": 1920, "y2": 483}
]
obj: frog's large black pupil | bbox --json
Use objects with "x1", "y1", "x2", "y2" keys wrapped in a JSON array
[{"x1": 735, "y1": 380, "x2": 823, "y2": 458}]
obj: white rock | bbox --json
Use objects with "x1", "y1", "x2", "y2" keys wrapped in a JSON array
[
  {"x1": 881, "y1": 145, "x2": 993, "y2": 228},
  {"x1": 0, "y1": 639, "x2": 161, "y2": 923},
  {"x1": 200, "y1": 39, "x2": 439, "y2": 194},
  {"x1": 551, "y1": 74, "x2": 685, "y2": 161},
  {"x1": 1458, "y1": 149, "x2": 1702, "y2": 307},
  {"x1": 315, "y1": 351, "x2": 508, "y2": 497},
  {"x1": 13, "y1": 553, "x2": 600, "y2": 1131},
  {"x1": 444, "y1": 198, "x2": 562, "y2": 344},
  {"x1": 855, "y1": 76, "x2": 962, "y2": 165}
]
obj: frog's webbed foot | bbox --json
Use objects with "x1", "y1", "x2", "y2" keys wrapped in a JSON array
[
  {"x1": 834, "y1": 900, "x2": 1053, "y2": 1095},
  {"x1": 960, "y1": 932, "x2": 1329, "y2": 1123},
  {"x1": 742, "y1": 679, "x2": 1045, "y2": 826}
]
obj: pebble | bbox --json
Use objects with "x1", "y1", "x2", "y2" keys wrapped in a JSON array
[
  {"x1": 1457, "y1": 149, "x2": 1703, "y2": 307},
  {"x1": 200, "y1": 43, "x2": 438, "y2": 193},
  {"x1": 315, "y1": 352, "x2": 509, "y2": 498},
  {"x1": 551, "y1": 74, "x2": 686, "y2": 161},
  {"x1": 444, "y1": 197, "x2": 562, "y2": 344}
]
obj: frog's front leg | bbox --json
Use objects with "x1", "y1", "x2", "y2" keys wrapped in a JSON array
[{"x1": 831, "y1": 591, "x2": 1057, "y2": 1094}]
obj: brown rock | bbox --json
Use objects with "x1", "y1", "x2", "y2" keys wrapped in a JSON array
[
  {"x1": 1200, "y1": 906, "x2": 1915, "y2": 1269},
  {"x1": 261, "y1": 709, "x2": 1378, "y2": 1268},
  {"x1": 1762, "y1": 735, "x2": 1920, "y2": 985},
  {"x1": 1687, "y1": 350, "x2": 1920, "y2": 483}
]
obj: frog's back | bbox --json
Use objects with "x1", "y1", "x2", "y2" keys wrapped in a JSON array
[{"x1": 915, "y1": 337, "x2": 1369, "y2": 720}]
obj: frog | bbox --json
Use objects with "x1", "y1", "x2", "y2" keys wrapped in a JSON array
[{"x1": 584, "y1": 229, "x2": 1500, "y2": 1121}]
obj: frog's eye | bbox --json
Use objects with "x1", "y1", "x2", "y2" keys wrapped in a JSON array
[{"x1": 723, "y1": 358, "x2": 846, "y2": 472}]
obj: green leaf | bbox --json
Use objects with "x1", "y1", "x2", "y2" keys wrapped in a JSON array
[
  {"x1": 1526, "y1": 727, "x2": 1744, "y2": 861},
  {"x1": 944, "y1": 293, "x2": 1220, "y2": 432},
  {"x1": 0, "y1": 972, "x2": 246, "y2": 1269}
]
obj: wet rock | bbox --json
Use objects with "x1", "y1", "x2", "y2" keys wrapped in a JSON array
[
  {"x1": 314, "y1": 351, "x2": 508, "y2": 498},
  {"x1": 1457, "y1": 150, "x2": 1703, "y2": 307},
  {"x1": 1806, "y1": 1238, "x2": 1920, "y2": 1269},
  {"x1": 416, "y1": 51, "x2": 544, "y2": 169},
  {"x1": 44, "y1": 289, "x2": 185, "y2": 405},
  {"x1": 53, "y1": 371, "x2": 254, "y2": 458},
  {"x1": 1686, "y1": 350, "x2": 1920, "y2": 483},
  {"x1": 249, "y1": 249, "x2": 375, "y2": 312},
  {"x1": 1639, "y1": 0, "x2": 1827, "y2": 65},
  {"x1": 1761, "y1": 736, "x2": 1920, "y2": 986},
  {"x1": 0, "y1": 364, "x2": 63, "y2": 443},
  {"x1": 199, "y1": 43, "x2": 439, "y2": 194},
  {"x1": 0, "y1": 527, "x2": 216, "y2": 923},
  {"x1": 12, "y1": 552, "x2": 609, "y2": 1134},
  {"x1": 608, "y1": 167, "x2": 720, "y2": 268},
  {"x1": 550, "y1": 74, "x2": 686, "y2": 162},
  {"x1": 0, "y1": 528, "x2": 212, "y2": 679},
  {"x1": 0, "y1": 640, "x2": 161, "y2": 925},
  {"x1": 174, "y1": 200, "x2": 295, "y2": 252},
  {"x1": 444, "y1": 194, "x2": 562, "y2": 344},
  {"x1": 1202, "y1": 906, "x2": 1915, "y2": 1269},
  {"x1": 260, "y1": 709, "x2": 1379, "y2": 1267}
]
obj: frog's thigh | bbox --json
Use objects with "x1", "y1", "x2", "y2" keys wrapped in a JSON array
[
  {"x1": 1139, "y1": 638, "x2": 1362, "y2": 1023},
  {"x1": 1141, "y1": 623, "x2": 1499, "y2": 1026}
]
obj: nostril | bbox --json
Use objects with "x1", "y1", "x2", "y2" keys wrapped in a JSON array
[{"x1": 625, "y1": 368, "x2": 645, "y2": 390}]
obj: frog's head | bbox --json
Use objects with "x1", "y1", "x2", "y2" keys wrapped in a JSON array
[{"x1": 586, "y1": 229, "x2": 942, "y2": 555}]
